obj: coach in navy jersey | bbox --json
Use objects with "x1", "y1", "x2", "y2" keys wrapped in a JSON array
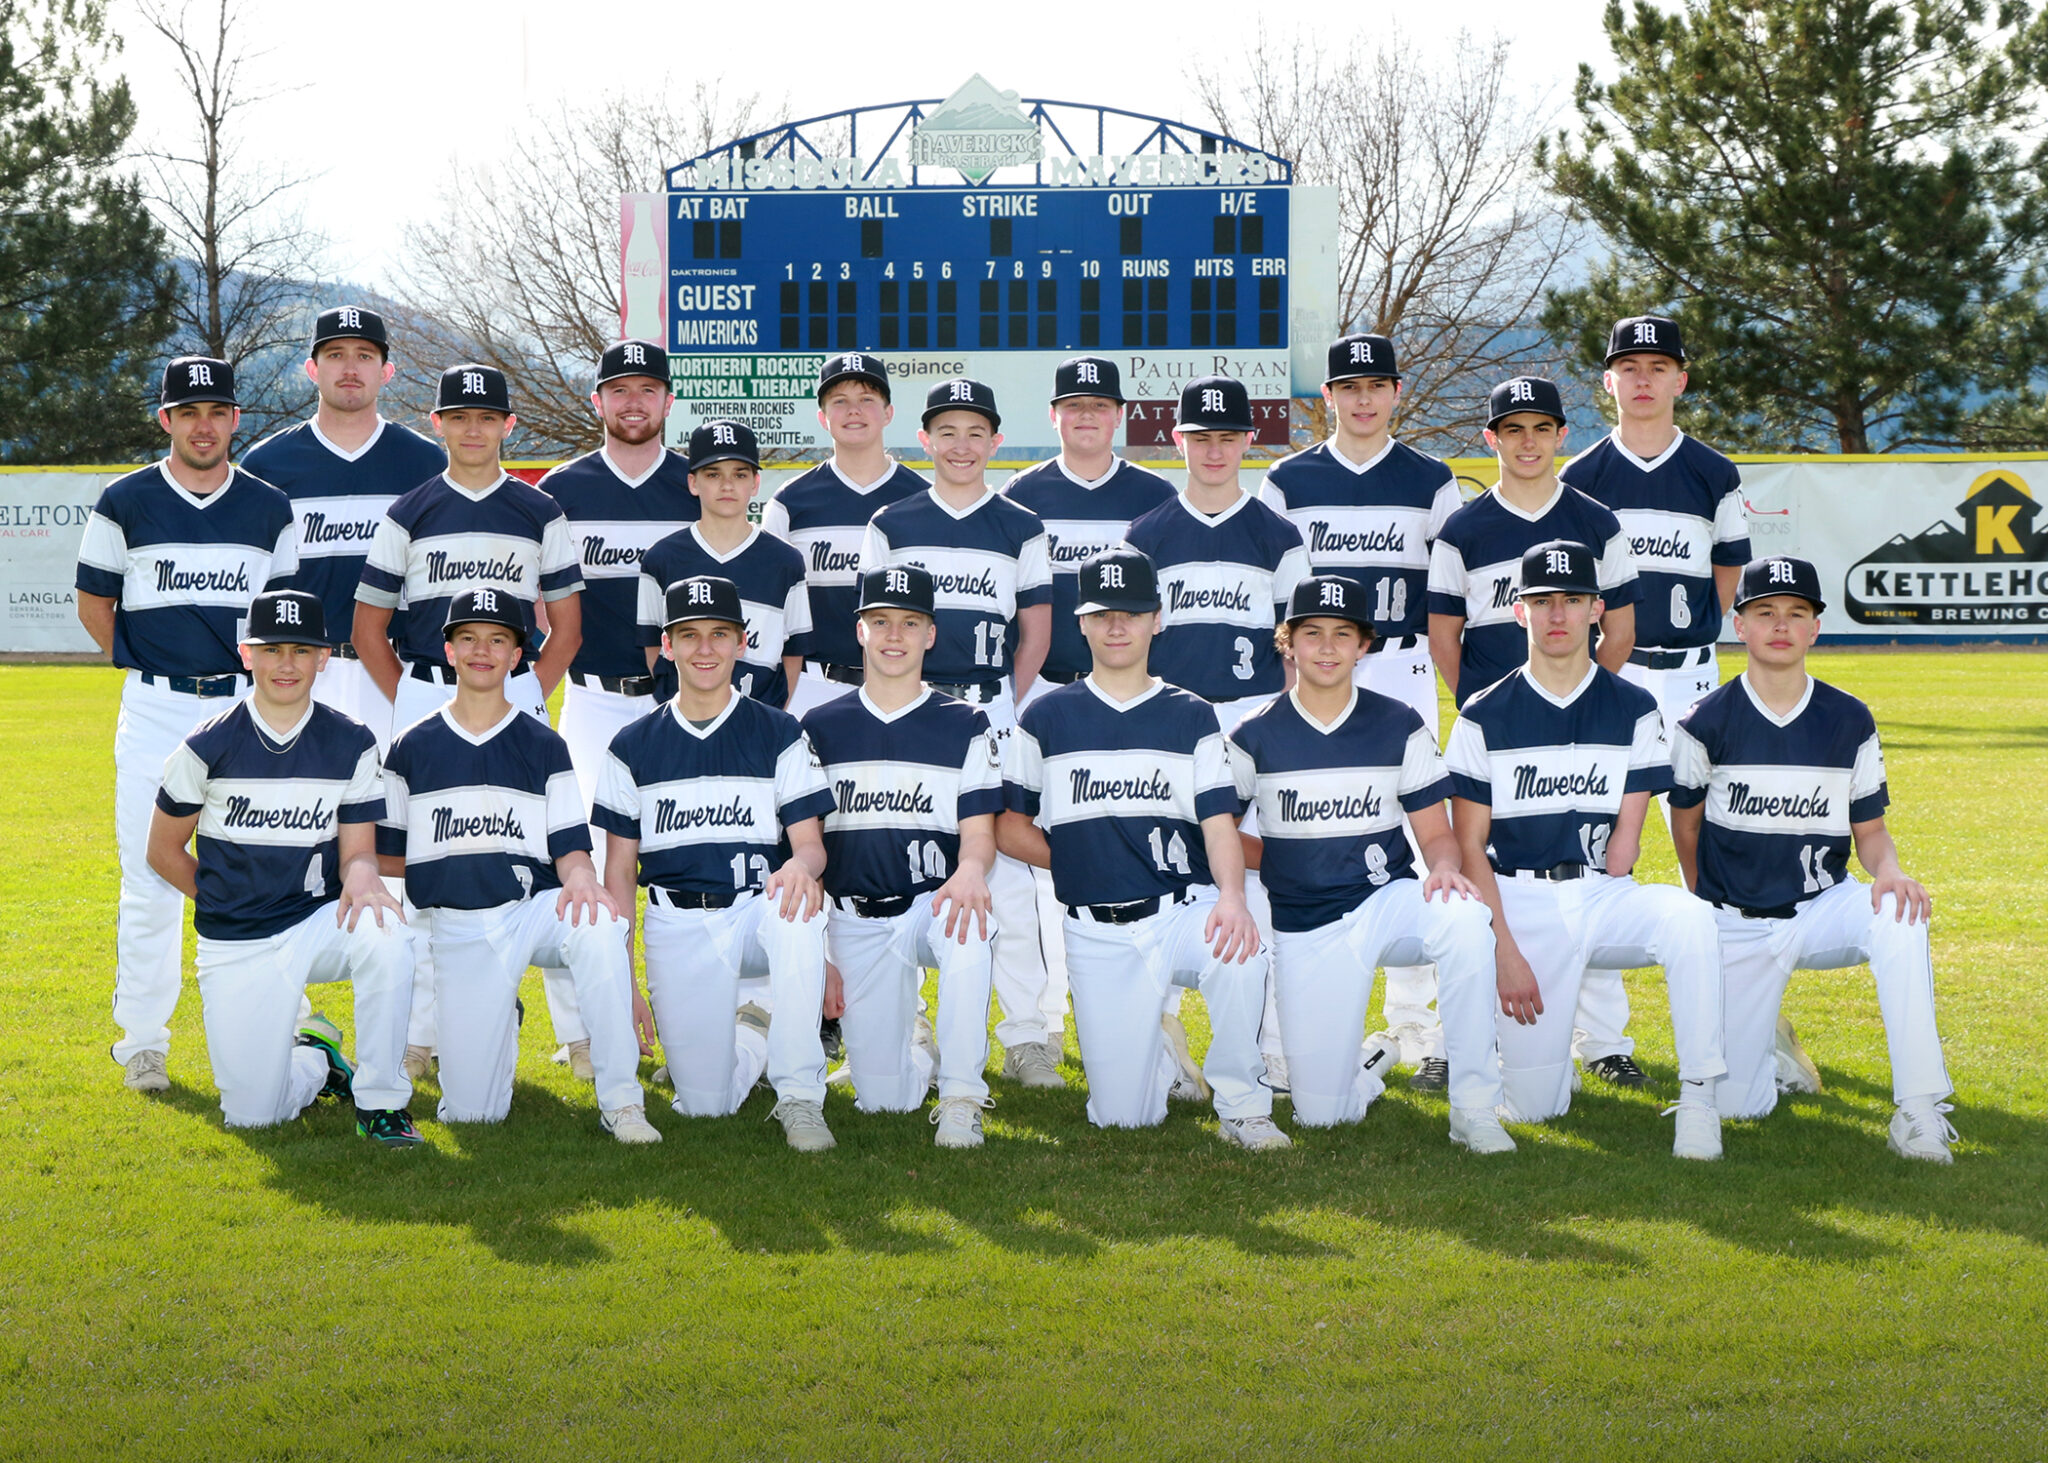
[
  {"x1": 1428, "y1": 376, "x2": 1637, "y2": 708},
  {"x1": 148, "y1": 591, "x2": 416, "y2": 1142},
  {"x1": 766, "y1": 353, "x2": 928, "y2": 718},
  {"x1": 596, "y1": 576, "x2": 840, "y2": 1152},
  {"x1": 242, "y1": 306, "x2": 445, "y2": 752},
  {"x1": 637, "y1": 419, "x2": 808, "y2": 707},
  {"x1": 1444, "y1": 541, "x2": 1724, "y2": 1159},
  {"x1": 1669, "y1": 556, "x2": 1955, "y2": 1161},
  {"x1": 804, "y1": 565, "x2": 1004, "y2": 1147},
  {"x1": 1260, "y1": 334, "x2": 1466, "y2": 1082},
  {"x1": 76, "y1": 356, "x2": 298, "y2": 1094}
]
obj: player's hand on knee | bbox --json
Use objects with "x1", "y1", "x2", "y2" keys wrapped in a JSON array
[
  {"x1": 337, "y1": 863, "x2": 405, "y2": 931},
  {"x1": 1422, "y1": 866, "x2": 1480, "y2": 902},
  {"x1": 1872, "y1": 871, "x2": 1931, "y2": 925},
  {"x1": 556, "y1": 871, "x2": 620, "y2": 927},
  {"x1": 1206, "y1": 897, "x2": 1260, "y2": 964},
  {"x1": 631, "y1": 983, "x2": 658, "y2": 1057},
  {"x1": 1496, "y1": 948, "x2": 1543, "y2": 1025},
  {"x1": 766, "y1": 860, "x2": 823, "y2": 923},
  {"x1": 930, "y1": 869, "x2": 992, "y2": 944},
  {"x1": 823, "y1": 962, "x2": 846, "y2": 1018}
]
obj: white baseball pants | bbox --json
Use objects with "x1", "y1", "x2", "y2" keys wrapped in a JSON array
[
  {"x1": 979, "y1": 685, "x2": 1055, "y2": 1052},
  {"x1": 1495, "y1": 873, "x2": 1725, "y2": 1122},
  {"x1": 1062, "y1": 888, "x2": 1272, "y2": 1129},
  {"x1": 827, "y1": 898, "x2": 994, "y2": 1109},
  {"x1": 642, "y1": 892, "x2": 828, "y2": 1115},
  {"x1": 195, "y1": 901, "x2": 413, "y2": 1126},
  {"x1": 311, "y1": 655, "x2": 395, "y2": 756},
  {"x1": 1273, "y1": 880, "x2": 1498, "y2": 1125},
  {"x1": 426, "y1": 897, "x2": 640, "y2": 1123},
  {"x1": 1357, "y1": 642, "x2": 1447, "y2": 1055},
  {"x1": 1015, "y1": 674, "x2": 1074, "y2": 1041},
  {"x1": 110, "y1": 670, "x2": 249, "y2": 1065},
  {"x1": 1713, "y1": 880, "x2": 1950, "y2": 1119}
]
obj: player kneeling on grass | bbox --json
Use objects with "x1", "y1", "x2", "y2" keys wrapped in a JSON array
[
  {"x1": 804, "y1": 565, "x2": 1003, "y2": 1148},
  {"x1": 1445, "y1": 541, "x2": 1727, "y2": 1160},
  {"x1": 997, "y1": 549, "x2": 1287, "y2": 1150},
  {"x1": 595, "y1": 576, "x2": 840, "y2": 1152},
  {"x1": 1226, "y1": 576, "x2": 1509, "y2": 1153},
  {"x1": 378, "y1": 590, "x2": 657, "y2": 1144},
  {"x1": 1668, "y1": 556, "x2": 1956, "y2": 1162},
  {"x1": 146, "y1": 591, "x2": 418, "y2": 1144}
]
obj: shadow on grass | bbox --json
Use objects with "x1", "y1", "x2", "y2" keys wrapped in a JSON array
[{"x1": 165, "y1": 1046, "x2": 2048, "y2": 1274}]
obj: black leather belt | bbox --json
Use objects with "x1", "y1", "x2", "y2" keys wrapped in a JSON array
[
  {"x1": 820, "y1": 663, "x2": 865, "y2": 686},
  {"x1": 1629, "y1": 646, "x2": 1714, "y2": 670},
  {"x1": 570, "y1": 670, "x2": 654, "y2": 697},
  {"x1": 139, "y1": 671, "x2": 245, "y2": 697},
  {"x1": 1717, "y1": 900, "x2": 1799, "y2": 921},
  {"x1": 836, "y1": 893, "x2": 917, "y2": 919},
  {"x1": 1066, "y1": 887, "x2": 1195, "y2": 924},
  {"x1": 1364, "y1": 633, "x2": 1424, "y2": 655},
  {"x1": 334, "y1": 642, "x2": 361, "y2": 661},
  {"x1": 1039, "y1": 669, "x2": 1085, "y2": 684},
  {"x1": 406, "y1": 660, "x2": 533, "y2": 683},
  {"x1": 929, "y1": 678, "x2": 1004, "y2": 705},
  {"x1": 1495, "y1": 861, "x2": 1588, "y2": 882},
  {"x1": 648, "y1": 886, "x2": 738, "y2": 911}
]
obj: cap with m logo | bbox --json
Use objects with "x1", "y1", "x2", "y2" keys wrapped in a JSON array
[
  {"x1": 686, "y1": 418, "x2": 759, "y2": 473},
  {"x1": 1733, "y1": 555, "x2": 1827, "y2": 613},
  {"x1": 817, "y1": 351, "x2": 892, "y2": 404},
  {"x1": 1284, "y1": 574, "x2": 1375, "y2": 631},
  {"x1": 1323, "y1": 333, "x2": 1401, "y2": 384},
  {"x1": 310, "y1": 305, "x2": 389, "y2": 357},
  {"x1": 1074, "y1": 548, "x2": 1161, "y2": 616},
  {"x1": 1174, "y1": 374, "x2": 1254, "y2": 432},
  {"x1": 441, "y1": 587, "x2": 531, "y2": 645},
  {"x1": 597, "y1": 337, "x2": 671, "y2": 386},
  {"x1": 1514, "y1": 539, "x2": 1600, "y2": 598},
  {"x1": 435, "y1": 362, "x2": 511, "y2": 413},
  {"x1": 160, "y1": 355, "x2": 238, "y2": 409},
  {"x1": 1051, "y1": 355, "x2": 1125, "y2": 405},
  {"x1": 856, "y1": 562, "x2": 937, "y2": 618},
  {"x1": 663, "y1": 574, "x2": 746, "y2": 629},
  {"x1": 1485, "y1": 375, "x2": 1566, "y2": 429},
  {"x1": 921, "y1": 377, "x2": 1001, "y2": 430},
  {"x1": 1604, "y1": 314, "x2": 1687, "y2": 365},
  {"x1": 240, "y1": 589, "x2": 332, "y2": 647}
]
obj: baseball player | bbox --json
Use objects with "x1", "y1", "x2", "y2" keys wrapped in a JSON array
[
  {"x1": 1560, "y1": 316, "x2": 1752, "y2": 1092},
  {"x1": 1669, "y1": 556, "x2": 1955, "y2": 1161},
  {"x1": 376, "y1": 590, "x2": 657, "y2": 1142},
  {"x1": 858, "y1": 377, "x2": 1060, "y2": 1090},
  {"x1": 354, "y1": 363, "x2": 586, "y2": 1077},
  {"x1": 998, "y1": 548, "x2": 1287, "y2": 1150},
  {"x1": 1226, "y1": 575, "x2": 1509, "y2": 1153},
  {"x1": 765, "y1": 353, "x2": 928, "y2": 719},
  {"x1": 803, "y1": 565, "x2": 1003, "y2": 1147},
  {"x1": 1001, "y1": 355, "x2": 1176, "y2": 1061},
  {"x1": 638, "y1": 419, "x2": 808, "y2": 707},
  {"x1": 1428, "y1": 377, "x2": 1638, "y2": 710},
  {"x1": 594, "y1": 575, "x2": 839, "y2": 1152},
  {"x1": 75, "y1": 355, "x2": 298, "y2": 1093},
  {"x1": 1260, "y1": 334, "x2": 1467, "y2": 1087},
  {"x1": 146, "y1": 590, "x2": 416, "y2": 1142},
  {"x1": 241, "y1": 306, "x2": 446, "y2": 754},
  {"x1": 1444, "y1": 540, "x2": 1724, "y2": 1159}
]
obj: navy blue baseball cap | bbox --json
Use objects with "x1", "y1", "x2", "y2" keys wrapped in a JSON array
[
  {"x1": 310, "y1": 306, "x2": 388, "y2": 358},
  {"x1": 1487, "y1": 376, "x2": 1566, "y2": 429},
  {"x1": 1075, "y1": 548, "x2": 1160, "y2": 615},
  {"x1": 1285, "y1": 575, "x2": 1375, "y2": 632},
  {"x1": 857, "y1": 564, "x2": 937, "y2": 618},
  {"x1": 687, "y1": 419, "x2": 759, "y2": 472},
  {"x1": 437, "y1": 363, "x2": 511, "y2": 413},
  {"x1": 818, "y1": 351, "x2": 890, "y2": 403},
  {"x1": 1605, "y1": 315, "x2": 1687, "y2": 365},
  {"x1": 1051, "y1": 356, "x2": 1124, "y2": 405},
  {"x1": 241, "y1": 590, "x2": 331, "y2": 647},
  {"x1": 443, "y1": 588, "x2": 530, "y2": 645},
  {"x1": 1176, "y1": 375, "x2": 1255, "y2": 432},
  {"x1": 923, "y1": 377, "x2": 1001, "y2": 430},
  {"x1": 1734, "y1": 556, "x2": 1827, "y2": 613},
  {"x1": 664, "y1": 575, "x2": 746, "y2": 629},
  {"x1": 1325, "y1": 334, "x2": 1400, "y2": 384},
  {"x1": 1517, "y1": 540, "x2": 1600, "y2": 597},
  {"x1": 597, "y1": 338, "x2": 669, "y2": 387},
  {"x1": 160, "y1": 355, "x2": 237, "y2": 409}
]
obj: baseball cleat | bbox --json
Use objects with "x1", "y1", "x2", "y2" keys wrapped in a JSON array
[
  {"x1": 1218, "y1": 1115, "x2": 1294, "y2": 1152},
  {"x1": 819, "y1": 1015, "x2": 845, "y2": 1066},
  {"x1": 402, "y1": 1044, "x2": 435, "y2": 1081},
  {"x1": 1585, "y1": 1054, "x2": 1647, "y2": 1089},
  {"x1": 737, "y1": 1004, "x2": 775, "y2": 1092},
  {"x1": 651, "y1": 1065, "x2": 670, "y2": 1087},
  {"x1": 931, "y1": 1096, "x2": 991, "y2": 1149},
  {"x1": 1887, "y1": 1099, "x2": 1957, "y2": 1163},
  {"x1": 1774, "y1": 1015, "x2": 1824, "y2": 1094},
  {"x1": 1260, "y1": 1051, "x2": 1292, "y2": 1095},
  {"x1": 123, "y1": 1049, "x2": 170, "y2": 1094},
  {"x1": 1667, "y1": 1093, "x2": 1723, "y2": 1160},
  {"x1": 913, "y1": 1015, "x2": 939, "y2": 1091},
  {"x1": 356, "y1": 1107, "x2": 424, "y2": 1147},
  {"x1": 825, "y1": 1062, "x2": 855, "y2": 1088},
  {"x1": 1409, "y1": 1056, "x2": 1451, "y2": 1092},
  {"x1": 601, "y1": 1104, "x2": 663, "y2": 1144},
  {"x1": 295, "y1": 1015, "x2": 354, "y2": 1102},
  {"x1": 1362, "y1": 1030, "x2": 1402, "y2": 1081},
  {"x1": 1042, "y1": 1032, "x2": 1067, "y2": 1067},
  {"x1": 1161, "y1": 1014, "x2": 1211, "y2": 1103},
  {"x1": 1002, "y1": 1038, "x2": 1066, "y2": 1089},
  {"x1": 1383, "y1": 1021, "x2": 1433, "y2": 1067},
  {"x1": 1449, "y1": 1106, "x2": 1517, "y2": 1155},
  {"x1": 770, "y1": 1098, "x2": 836, "y2": 1152},
  {"x1": 565, "y1": 1039, "x2": 594, "y2": 1082}
]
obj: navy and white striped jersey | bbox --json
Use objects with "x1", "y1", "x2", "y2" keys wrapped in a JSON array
[
  {"x1": 536, "y1": 448, "x2": 699, "y2": 679},
  {"x1": 1561, "y1": 432, "x2": 1748, "y2": 650},
  {"x1": 240, "y1": 417, "x2": 445, "y2": 649},
  {"x1": 378, "y1": 703, "x2": 589, "y2": 909},
  {"x1": 1258, "y1": 438, "x2": 1462, "y2": 641},
  {"x1": 592, "y1": 695, "x2": 835, "y2": 897},
  {"x1": 355, "y1": 472, "x2": 583, "y2": 668},
  {"x1": 75, "y1": 463, "x2": 297, "y2": 676},
  {"x1": 1002, "y1": 457, "x2": 1175, "y2": 677},
  {"x1": 1004, "y1": 677, "x2": 1238, "y2": 908},
  {"x1": 1122, "y1": 492, "x2": 1310, "y2": 701},
  {"x1": 637, "y1": 524, "x2": 810, "y2": 705},
  {"x1": 156, "y1": 701, "x2": 382, "y2": 940},
  {"x1": 762, "y1": 459, "x2": 927, "y2": 668},
  {"x1": 1427, "y1": 484, "x2": 1638, "y2": 706},
  {"x1": 1670, "y1": 674, "x2": 1888, "y2": 912},
  {"x1": 859, "y1": 488, "x2": 1052, "y2": 685},
  {"x1": 803, "y1": 687, "x2": 1005, "y2": 901},
  {"x1": 1226, "y1": 689, "x2": 1452, "y2": 933},
  {"x1": 1445, "y1": 665, "x2": 1671, "y2": 874}
]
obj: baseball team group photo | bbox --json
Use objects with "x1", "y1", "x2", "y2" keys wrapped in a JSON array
[{"x1": 6, "y1": 3, "x2": 2047, "y2": 1457}]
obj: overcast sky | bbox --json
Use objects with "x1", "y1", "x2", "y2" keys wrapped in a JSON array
[{"x1": 112, "y1": 0, "x2": 1617, "y2": 290}]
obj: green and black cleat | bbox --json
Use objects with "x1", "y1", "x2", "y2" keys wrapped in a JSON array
[
  {"x1": 356, "y1": 1107, "x2": 424, "y2": 1148},
  {"x1": 295, "y1": 1015, "x2": 355, "y2": 1102}
]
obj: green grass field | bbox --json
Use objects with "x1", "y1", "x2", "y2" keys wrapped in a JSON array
[{"x1": 2, "y1": 654, "x2": 2044, "y2": 1461}]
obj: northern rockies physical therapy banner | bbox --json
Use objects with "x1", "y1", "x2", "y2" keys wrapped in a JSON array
[{"x1": 7, "y1": 456, "x2": 2046, "y2": 653}]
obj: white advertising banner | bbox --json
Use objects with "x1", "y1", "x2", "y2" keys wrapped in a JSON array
[{"x1": 0, "y1": 470, "x2": 117, "y2": 653}]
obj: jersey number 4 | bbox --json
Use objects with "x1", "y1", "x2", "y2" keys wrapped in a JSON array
[{"x1": 1147, "y1": 826, "x2": 1191, "y2": 875}]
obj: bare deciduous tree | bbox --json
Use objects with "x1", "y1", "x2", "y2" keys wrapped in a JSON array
[
  {"x1": 394, "y1": 81, "x2": 773, "y2": 457},
  {"x1": 1192, "y1": 28, "x2": 1584, "y2": 452}
]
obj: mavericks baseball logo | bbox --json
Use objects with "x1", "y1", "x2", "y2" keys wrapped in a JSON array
[
  {"x1": 1846, "y1": 471, "x2": 2047, "y2": 626},
  {"x1": 908, "y1": 76, "x2": 1043, "y2": 183}
]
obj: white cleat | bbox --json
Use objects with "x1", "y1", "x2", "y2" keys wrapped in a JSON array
[
  {"x1": 1383, "y1": 1021, "x2": 1433, "y2": 1067},
  {"x1": 913, "y1": 1015, "x2": 939, "y2": 1092},
  {"x1": 1668, "y1": 1096, "x2": 1723, "y2": 1160},
  {"x1": 1002, "y1": 1037, "x2": 1066, "y2": 1089},
  {"x1": 1449, "y1": 1106, "x2": 1517, "y2": 1155},
  {"x1": 123, "y1": 1049, "x2": 169, "y2": 1093},
  {"x1": 1161, "y1": 1013, "x2": 1211, "y2": 1102},
  {"x1": 1261, "y1": 1051, "x2": 1292, "y2": 1096},
  {"x1": 825, "y1": 1063, "x2": 855, "y2": 1088},
  {"x1": 1218, "y1": 1115, "x2": 1294, "y2": 1152},
  {"x1": 1888, "y1": 1098, "x2": 1956, "y2": 1163},
  {"x1": 771, "y1": 1098, "x2": 837, "y2": 1152},
  {"x1": 1774, "y1": 1014, "x2": 1823, "y2": 1094},
  {"x1": 1361, "y1": 1030, "x2": 1402, "y2": 1082},
  {"x1": 651, "y1": 1064, "x2": 670, "y2": 1087},
  {"x1": 552, "y1": 1039, "x2": 594, "y2": 1082},
  {"x1": 931, "y1": 1096, "x2": 990, "y2": 1149},
  {"x1": 601, "y1": 1104, "x2": 663, "y2": 1144},
  {"x1": 402, "y1": 1044, "x2": 435, "y2": 1082}
]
